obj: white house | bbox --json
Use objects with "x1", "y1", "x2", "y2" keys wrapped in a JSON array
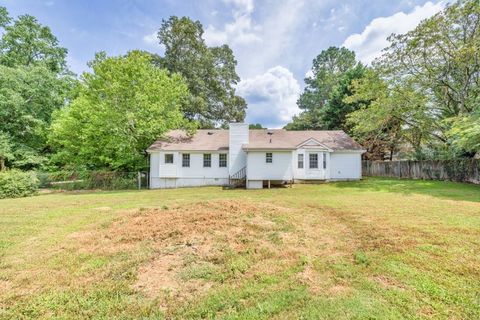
[{"x1": 147, "y1": 123, "x2": 365, "y2": 189}]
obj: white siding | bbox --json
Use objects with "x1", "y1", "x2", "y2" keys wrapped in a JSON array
[
  {"x1": 229, "y1": 123, "x2": 249, "y2": 175},
  {"x1": 179, "y1": 152, "x2": 229, "y2": 179},
  {"x1": 330, "y1": 152, "x2": 362, "y2": 180},
  {"x1": 292, "y1": 149, "x2": 306, "y2": 180},
  {"x1": 150, "y1": 151, "x2": 229, "y2": 189},
  {"x1": 292, "y1": 149, "x2": 330, "y2": 180},
  {"x1": 159, "y1": 151, "x2": 178, "y2": 177},
  {"x1": 246, "y1": 151, "x2": 293, "y2": 181},
  {"x1": 246, "y1": 180, "x2": 263, "y2": 189},
  {"x1": 149, "y1": 152, "x2": 161, "y2": 188}
]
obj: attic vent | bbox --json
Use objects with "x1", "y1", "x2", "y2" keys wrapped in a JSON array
[{"x1": 207, "y1": 131, "x2": 214, "y2": 135}]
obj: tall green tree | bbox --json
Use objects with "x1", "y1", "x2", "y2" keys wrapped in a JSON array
[
  {"x1": 286, "y1": 47, "x2": 363, "y2": 130},
  {"x1": 49, "y1": 51, "x2": 191, "y2": 170},
  {"x1": 317, "y1": 64, "x2": 366, "y2": 131},
  {"x1": 0, "y1": 12, "x2": 67, "y2": 73},
  {"x1": 0, "y1": 7, "x2": 74, "y2": 169},
  {"x1": 298, "y1": 46, "x2": 357, "y2": 113},
  {"x1": 156, "y1": 16, "x2": 246, "y2": 127}
]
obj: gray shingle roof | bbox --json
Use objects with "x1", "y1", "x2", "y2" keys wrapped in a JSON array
[{"x1": 147, "y1": 129, "x2": 364, "y2": 152}]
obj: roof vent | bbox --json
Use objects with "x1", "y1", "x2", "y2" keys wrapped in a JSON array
[
  {"x1": 267, "y1": 131, "x2": 273, "y2": 135},
  {"x1": 207, "y1": 131, "x2": 214, "y2": 135}
]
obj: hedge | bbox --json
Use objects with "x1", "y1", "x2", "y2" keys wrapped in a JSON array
[{"x1": 0, "y1": 170, "x2": 39, "y2": 199}]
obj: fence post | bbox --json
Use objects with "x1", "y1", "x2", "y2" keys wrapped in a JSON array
[{"x1": 137, "y1": 172, "x2": 141, "y2": 190}]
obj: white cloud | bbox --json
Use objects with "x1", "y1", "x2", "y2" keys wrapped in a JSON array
[
  {"x1": 204, "y1": 0, "x2": 261, "y2": 47},
  {"x1": 142, "y1": 31, "x2": 158, "y2": 45},
  {"x1": 237, "y1": 66, "x2": 301, "y2": 128},
  {"x1": 343, "y1": 1, "x2": 444, "y2": 64}
]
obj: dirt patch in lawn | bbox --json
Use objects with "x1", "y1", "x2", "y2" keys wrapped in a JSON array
[{"x1": 87, "y1": 200, "x2": 295, "y2": 306}]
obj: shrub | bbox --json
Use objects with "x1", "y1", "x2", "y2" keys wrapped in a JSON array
[
  {"x1": 0, "y1": 170, "x2": 38, "y2": 199},
  {"x1": 38, "y1": 170, "x2": 139, "y2": 190}
]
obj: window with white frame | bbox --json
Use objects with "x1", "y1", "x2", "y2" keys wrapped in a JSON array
[
  {"x1": 203, "y1": 154, "x2": 211, "y2": 167},
  {"x1": 298, "y1": 154, "x2": 304, "y2": 169},
  {"x1": 309, "y1": 153, "x2": 318, "y2": 169},
  {"x1": 266, "y1": 152, "x2": 273, "y2": 163},
  {"x1": 323, "y1": 152, "x2": 327, "y2": 169},
  {"x1": 219, "y1": 154, "x2": 227, "y2": 167},
  {"x1": 165, "y1": 153, "x2": 174, "y2": 164},
  {"x1": 182, "y1": 154, "x2": 190, "y2": 167}
]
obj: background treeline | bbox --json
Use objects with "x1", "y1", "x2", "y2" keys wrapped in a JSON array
[
  {"x1": 0, "y1": 9, "x2": 246, "y2": 176},
  {"x1": 286, "y1": 0, "x2": 480, "y2": 161}
]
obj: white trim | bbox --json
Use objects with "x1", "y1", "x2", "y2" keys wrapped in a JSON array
[
  {"x1": 333, "y1": 149, "x2": 366, "y2": 154},
  {"x1": 296, "y1": 138, "x2": 333, "y2": 151}
]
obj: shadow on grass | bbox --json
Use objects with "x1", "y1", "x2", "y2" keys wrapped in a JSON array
[{"x1": 332, "y1": 177, "x2": 480, "y2": 203}]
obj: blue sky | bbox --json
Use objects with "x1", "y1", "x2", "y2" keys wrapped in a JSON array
[{"x1": 1, "y1": 0, "x2": 445, "y2": 128}]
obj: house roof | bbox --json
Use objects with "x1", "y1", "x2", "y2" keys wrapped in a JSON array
[{"x1": 147, "y1": 129, "x2": 364, "y2": 152}]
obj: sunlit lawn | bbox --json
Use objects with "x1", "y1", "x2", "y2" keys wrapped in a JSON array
[{"x1": 1, "y1": 177, "x2": 479, "y2": 319}]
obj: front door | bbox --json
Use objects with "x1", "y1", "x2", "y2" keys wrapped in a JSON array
[{"x1": 305, "y1": 152, "x2": 327, "y2": 180}]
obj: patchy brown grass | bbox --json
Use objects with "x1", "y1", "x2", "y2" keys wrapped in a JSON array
[
  {"x1": 1, "y1": 180, "x2": 480, "y2": 319},
  {"x1": 67, "y1": 200, "x2": 297, "y2": 309}
]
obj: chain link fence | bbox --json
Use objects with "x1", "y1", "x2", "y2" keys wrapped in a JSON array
[{"x1": 37, "y1": 171, "x2": 149, "y2": 190}]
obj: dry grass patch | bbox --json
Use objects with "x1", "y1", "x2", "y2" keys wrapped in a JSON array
[{"x1": 71, "y1": 200, "x2": 298, "y2": 309}]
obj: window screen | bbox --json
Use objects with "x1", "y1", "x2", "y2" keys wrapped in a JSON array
[{"x1": 323, "y1": 152, "x2": 327, "y2": 169}]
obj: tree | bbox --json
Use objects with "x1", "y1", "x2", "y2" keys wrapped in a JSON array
[
  {"x1": 0, "y1": 7, "x2": 74, "y2": 169},
  {"x1": 298, "y1": 47, "x2": 357, "y2": 113},
  {"x1": 356, "y1": 0, "x2": 480, "y2": 158},
  {"x1": 0, "y1": 64, "x2": 73, "y2": 168},
  {"x1": 0, "y1": 6, "x2": 10, "y2": 28},
  {"x1": 249, "y1": 123, "x2": 264, "y2": 129},
  {"x1": 0, "y1": 133, "x2": 13, "y2": 171},
  {"x1": 345, "y1": 70, "x2": 407, "y2": 160},
  {"x1": 448, "y1": 113, "x2": 480, "y2": 156},
  {"x1": 286, "y1": 47, "x2": 363, "y2": 130},
  {"x1": 317, "y1": 64, "x2": 366, "y2": 131},
  {"x1": 0, "y1": 12, "x2": 67, "y2": 73},
  {"x1": 49, "y1": 51, "x2": 192, "y2": 171},
  {"x1": 157, "y1": 16, "x2": 247, "y2": 127}
]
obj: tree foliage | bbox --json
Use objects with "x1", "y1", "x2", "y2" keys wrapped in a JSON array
[
  {"x1": 156, "y1": 16, "x2": 247, "y2": 127},
  {"x1": 298, "y1": 46, "x2": 357, "y2": 112},
  {"x1": 348, "y1": 0, "x2": 480, "y2": 159},
  {"x1": 0, "y1": 13, "x2": 67, "y2": 73},
  {"x1": 49, "y1": 51, "x2": 191, "y2": 171},
  {"x1": 0, "y1": 7, "x2": 73, "y2": 169},
  {"x1": 286, "y1": 47, "x2": 364, "y2": 130},
  {"x1": 249, "y1": 123, "x2": 264, "y2": 129}
]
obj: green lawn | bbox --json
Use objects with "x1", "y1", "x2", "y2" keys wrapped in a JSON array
[{"x1": 1, "y1": 178, "x2": 479, "y2": 319}]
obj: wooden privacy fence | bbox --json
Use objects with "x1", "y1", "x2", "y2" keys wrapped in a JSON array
[{"x1": 362, "y1": 159, "x2": 480, "y2": 184}]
